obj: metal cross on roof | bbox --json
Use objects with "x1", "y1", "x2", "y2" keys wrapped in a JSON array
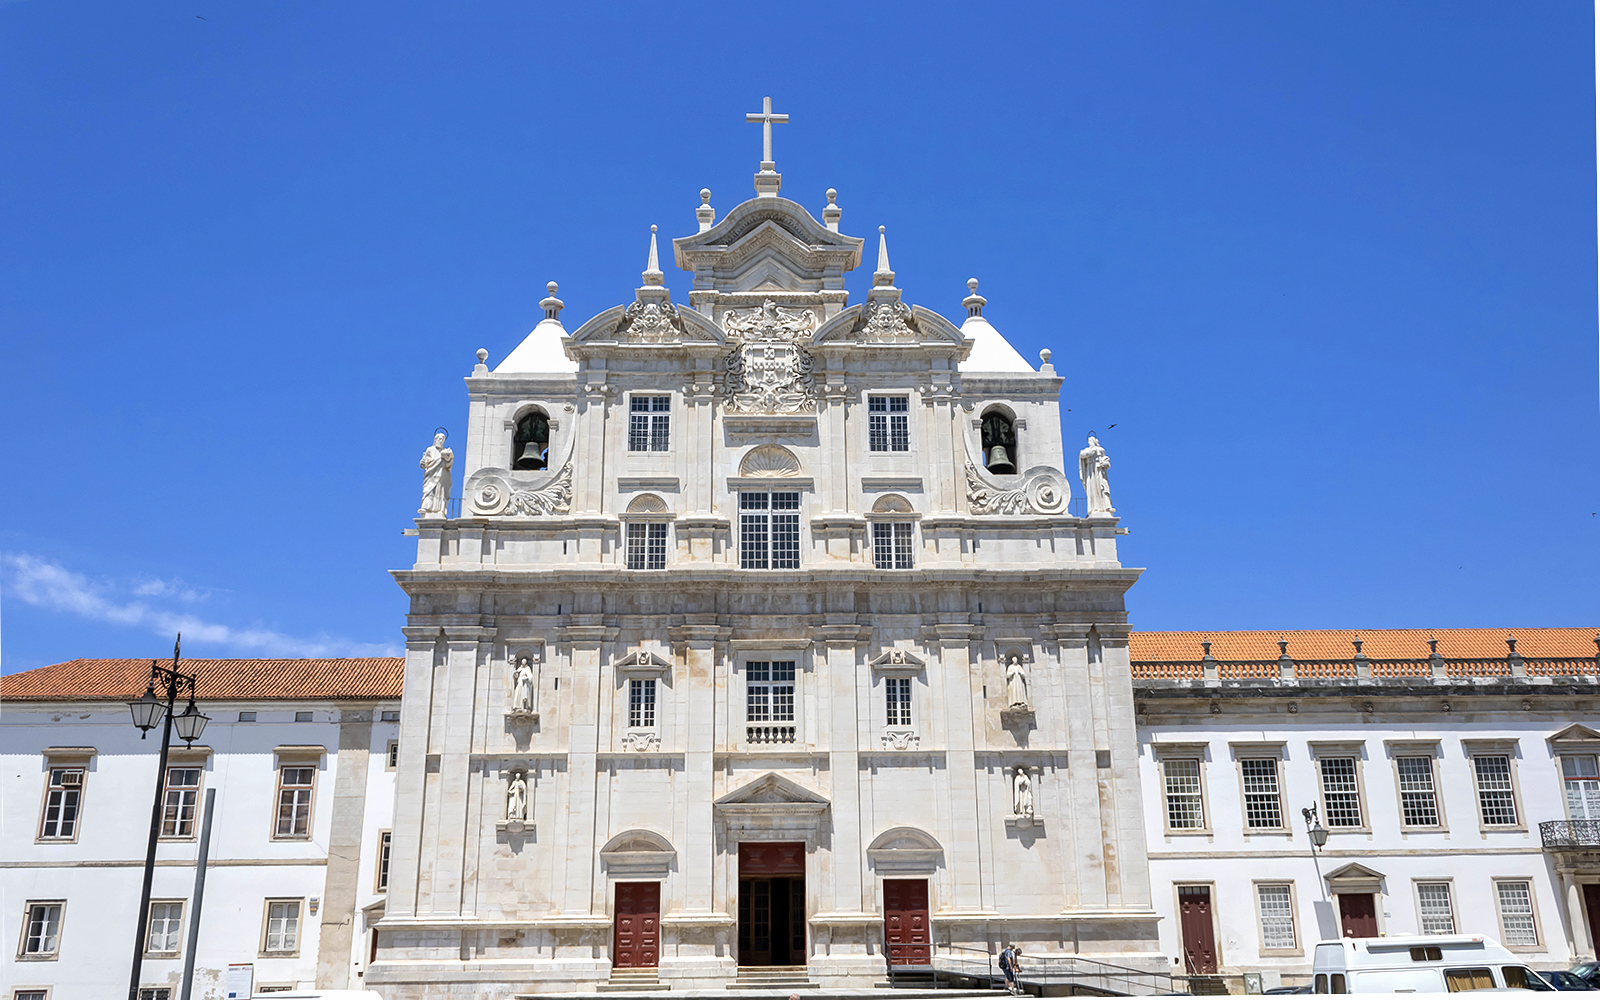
[{"x1": 746, "y1": 96, "x2": 789, "y2": 165}]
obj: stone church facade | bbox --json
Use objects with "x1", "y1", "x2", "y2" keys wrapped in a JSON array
[{"x1": 370, "y1": 135, "x2": 1154, "y2": 996}]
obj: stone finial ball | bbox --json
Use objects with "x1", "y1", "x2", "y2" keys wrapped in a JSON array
[
  {"x1": 968, "y1": 277, "x2": 979, "y2": 291},
  {"x1": 476, "y1": 348, "x2": 488, "y2": 363},
  {"x1": 826, "y1": 188, "x2": 837, "y2": 203},
  {"x1": 651, "y1": 224, "x2": 657, "y2": 233},
  {"x1": 879, "y1": 225, "x2": 886, "y2": 233},
  {"x1": 1040, "y1": 348, "x2": 1052, "y2": 363},
  {"x1": 700, "y1": 188, "x2": 711, "y2": 203},
  {"x1": 547, "y1": 281, "x2": 559, "y2": 294}
]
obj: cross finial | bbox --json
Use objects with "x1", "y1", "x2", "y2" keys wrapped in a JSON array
[{"x1": 746, "y1": 96, "x2": 789, "y2": 197}]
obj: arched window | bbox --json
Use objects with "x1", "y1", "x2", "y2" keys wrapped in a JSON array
[
  {"x1": 981, "y1": 409, "x2": 1017, "y2": 475},
  {"x1": 512, "y1": 409, "x2": 550, "y2": 471}
]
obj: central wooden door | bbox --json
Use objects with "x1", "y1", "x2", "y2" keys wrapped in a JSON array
[
  {"x1": 1584, "y1": 884, "x2": 1600, "y2": 955},
  {"x1": 738, "y1": 842, "x2": 805, "y2": 966},
  {"x1": 1338, "y1": 892, "x2": 1378, "y2": 938},
  {"x1": 883, "y1": 879, "x2": 931, "y2": 965},
  {"x1": 1178, "y1": 886, "x2": 1218, "y2": 974},
  {"x1": 613, "y1": 882, "x2": 660, "y2": 968}
]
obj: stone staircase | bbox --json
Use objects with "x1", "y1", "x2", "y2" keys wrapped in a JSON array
[
  {"x1": 730, "y1": 965, "x2": 819, "y2": 990},
  {"x1": 597, "y1": 967, "x2": 666, "y2": 992}
]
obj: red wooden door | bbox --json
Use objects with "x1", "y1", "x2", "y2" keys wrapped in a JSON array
[
  {"x1": 1178, "y1": 886, "x2": 1218, "y2": 974},
  {"x1": 1338, "y1": 893, "x2": 1378, "y2": 938},
  {"x1": 883, "y1": 878, "x2": 931, "y2": 965},
  {"x1": 1585, "y1": 884, "x2": 1600, "y2": 955},
  {"x1": 613, "y1": 882, "x2": 660, "y2": 968}
]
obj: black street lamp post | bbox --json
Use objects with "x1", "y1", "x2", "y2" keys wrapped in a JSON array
[
  {"x1": 126, "y1": 637, "x2": 208, "y2": 1000},
  {"x1": 1302, "y1": 804, "x2": 1329, "y2": 851}
]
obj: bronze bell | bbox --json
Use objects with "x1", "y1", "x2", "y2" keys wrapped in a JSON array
[
  {"x1": 987, "y1": 445, "x2": 1016, "y2": 475},
  {"x1": 518, "y1": 442, "x2": 546, "y2": 467}
]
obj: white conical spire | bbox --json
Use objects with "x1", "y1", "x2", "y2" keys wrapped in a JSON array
[
  {"x1": 873, "y1": 225, "x2": 895, "y2": 287},
  {"x1": 641, "y1": 225, "x2": 664, "y2": 286}
]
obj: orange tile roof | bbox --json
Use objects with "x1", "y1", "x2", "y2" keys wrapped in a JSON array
[
  {"x1": 1129, "y1": 628, "x2": 1600, "y2": 662},
  {"x1": 1, "y1": 658, "x2": 403, "y2": 703}
]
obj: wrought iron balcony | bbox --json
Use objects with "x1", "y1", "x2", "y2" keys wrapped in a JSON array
[{"x1": 1540, "y1": 820, "x2": 1600, "y2": 850}]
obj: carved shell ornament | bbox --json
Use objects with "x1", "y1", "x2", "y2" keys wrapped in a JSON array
[{"x1": 739, "y1": 444, "x2": 802, "y2": 478}]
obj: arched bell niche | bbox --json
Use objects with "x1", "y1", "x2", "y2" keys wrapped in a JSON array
[
  {"x1": 512, "y1": 407, "x2": 551, "y2": 471},
  {"x1": 980, "y1": 407, "x2": 1017, "y2": 475}
]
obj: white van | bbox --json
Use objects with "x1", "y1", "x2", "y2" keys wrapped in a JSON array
[{"x1": 1312, "y1": 935, "x2": 1553, "y2": 993}]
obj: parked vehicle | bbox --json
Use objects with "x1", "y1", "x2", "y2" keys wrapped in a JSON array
[
  {"x1": 1544, "y1": 971, "x2": 1600, "y2": 991},
  {"x1": 1312, "y1": 934, "x2": 1553, "y2": 993},
  {"x1": 1571, "y1": 963, "x2": 1600, "y2": 988}
]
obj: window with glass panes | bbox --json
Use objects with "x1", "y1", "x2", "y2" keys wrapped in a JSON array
[
  {"x1": 1496, "y1": 881, "x2": 1538, "y2": 945},
  {"x1": 1318, "y1": 757, "x2": 1363, "y2": 827},
  {"x1": 745, "y1": 661, "x2": 796, "y2": 740},
  {"x1": 1473, "y1": 755, "x2": 1519, "y2": 826},
  {"x1": 872, "y1": 521, "x2": 914, "y2": 569},
  {"x1": 885, "y1": 677, "x2": 912, "y2": 726},
  {"x1": 629, "y1": 679, "x2": 657, "y2": 729},
  {"x1": 628, "y1": 395, "x2": 670, "y2": 451},
  {"x1": 20, "y1": 902, "x2": 61, "y2": 957},
  {"x1": 38, "y1": 767, "x2": 83, "y2": 840},
  {"x1": 161, "y1": 767, "x2": 201, "y2": 838},
  {"x1": 625, "y1": 521, "x2": 668, "y2": 570},
  {"x1": 264, "y1": 899, "x2": 301, "y2": 953},
  {"x1": 1240, "y1": 758, "x2": 1283, "y2": 829},
  {"x1": 275, "y1": 766, "x2": 315, "y2": 839},
  {"x1": 868, "y1": 395, "x2": 909, "y2": 452},
  {"x1": 377, "y1": 831, "x2": 391, "y2": 891},
  {"x1": 138, "y1": 990, "x2": 172, "y2": 1000},
  {"x1": 1162, "y1": 759, "x2": 1205, "y2": 830},
  {"x1": 1256, "y1": 884, "x2": 1296, "y2": 949},
  {"x1": 16, "y1": 991, "x2": 49, "y2": 1000},
  {"x1": 1417, "y1": 882, "x2": 1455, "y2": 934},
  {"x1": 739, "y1": 492, "x2": 800, "y2": 569},
  {"x1": 1396, "y1": 756, "x2": 1440, "y2": 827},
  {"x1": 146, "y1": 901, "x2": 183, "y2": 954},
  {"x1": 1564, "y1": 756, "x2": 1600, "y2": 819}
]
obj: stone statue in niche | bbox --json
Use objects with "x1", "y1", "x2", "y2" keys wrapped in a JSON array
[
  {"x1": 1011, "y1": 767, "x2": 1034, "y2": 819},
  {"x1": 418, "y1": 431, "x2": 454, "y2": 516},
  {"x1": 511, "y1": 656, "x2": 536, "y2": 714},
  {"x1": 1005, "y1": 655, "x2": 1031, "y2": 709},
  {"x1": 1079, "y1": 434, "x2": 1114, "y2": 516},
  {"x1": 506, "y1": 772, "x2": 527, "y2": 822}
]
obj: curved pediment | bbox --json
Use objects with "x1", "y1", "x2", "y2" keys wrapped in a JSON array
[
  {"x1": 601, "y1": 828, "x2": 675, "y2": 855},
  {"x1": 674, "y1": 197, "x2": 864, "y2": 294},
  {"x1": 567, "y1": 301, "x2": 724, "y2": 346},
  {"x1": 812, "y1": 301, "x2": 966, "y2": 346},
  {"x1": 739, "y1": 444, "x2": 802, "y2": 478},
  {"x1": 868, "y1": 826, "x2": 943, "y2": 853}
]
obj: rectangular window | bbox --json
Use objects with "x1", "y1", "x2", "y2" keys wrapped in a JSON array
[
  {"x1": 386, "y1": 740, "x2": 399, "y2": 770},
  {"x1": 1417, "y1": 882, "x2": 1455, "y2": 934},
  {"x1": 19, "y1": 902, "x2": 62, "y2": 958},
  {"x1": 294, "y1": 711, "x2": 312, "y2": 723},
  {"x1": 868, "y1": 395, "x2": 910, "y2": 452},
  {"x1": 1163, "y1": 759, "x2": 1205, "y2": 830},
  {"x1": 16, "y1": 991, "x2": 49, "y2": 1000},
  {"x1": 139, "y1": 990, "x2": 172, "y2": 1000},
  {"x1": 275, "y1": 766, "x2": 315, "y2": 839},
  {"x1": 1257, "y1": 883, "x2": 1296, "y2": 950},
  {"x1": 1495, "y1": 880, "x2": 1538, "y2": 946},
  {"x1": 376, "y1": 831, "x2": 391, "y2": 891},
  {"x1": 145, "y1": 901, "x2": 183, "y2": 955},
  {"x1": 745, "y1": 660, "x2": 797, "y2": 743},
  {"x1": 886, "y1": 677, "x2": 912, "y2": 727},
  {"x1": 628, "y1": 395, "x2": 670, "y2": 452},
  {"x1": 1319, "y1": 757, "x2": 1363, "y2": 827},
  {"x1": 739, "y1": 492, "x2": 800, "y2": 570},
  {"x1": 38, "y1": 768, "x2": 83, "y2": 840},
  {"x1": 238, "y1": 711, "x2": 256, "y2": 722},
  {"x1": 625, "y1": 521, "x2": 668, "y2": 570},
  {"x1": 1564, "y1": 756, "x2": 1600, "y2": 820},
  {"x1": 1241, "y1": 758, "x2": 1283, "y2": 830},
  {"x1": 380, "y1": 709, "x2": 400, "y2": 722},
  {"x1": 872, "y1": 521, "x2": 914, "y2": 570},
  {"x1": 160, "y1": 768, "x2": 201, "y2": 838},
  {"x1": 263, "y1": 899, "x2": 301, "y2": 953},
  {"x1": 1397, "y1": 756, "x2": 1441, "y2": 827},
  {"x1": 1473, "y1": 755, "x2": 1519, "y2": 826},
  {"x1": 629, "y1": 678, "x2": 657, "y2": 729}
]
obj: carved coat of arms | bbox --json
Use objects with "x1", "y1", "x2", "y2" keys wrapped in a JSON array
[{"x1": 721, "y1": 298, "x2": 818, "y2": 413}]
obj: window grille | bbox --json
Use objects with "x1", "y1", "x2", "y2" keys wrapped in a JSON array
[
  {"x1": 378, "y1": 831, "x2": 391, "y2": 891},
  {"x1": 1240, "y1": 758, "x2": 1283, "y2": 829},
  {"x1": 868, "y1": 395, "x2": 909, "y2": 452},
  {"x1": 1318, "y1": 757, "x2": 1363, "y2": 827},
  {"x1": 739, "y1": 492, "x2": 800, "y2": 570},
  {"x1": 146, "y1": 901, "x2": 183, "y2": 954},
  {"x1": 745, "y1": 660, "x2": 797, "y2": 743},
  {"x1": 1256, "y1": 884, "x2": 1296, "y2": 949},
  {"x1": 1417, "y1": 882, "x2": 1455, "y2": 934},
  {"x1": 1496, "y1": 881, "x2": 1537, "y2": 945},
  {"x1": 629, "y1": 678, "x2": 657, "y2": 729},
  {"x1": 628, "y1": 395, "x2": 670, "y2": 452},
  {"x1": 264, "y1": 900, "x2": 301, "y2": 953},
  {"x1": 161, "y1": 768, "x2": 201, "y2": 838},
  {"x1": 872, "y1": 521, "x2": 914, "y2": 570},
  {"x1": 275, "y1": 767, "x2": 315, "y2": 839},
  {"x1": 1162, "y1": 759, "x2": 1204, "y2": 829},
  {"x1": 39, "y1": 767, "x2": 82, "y2": 840},
  {"x1": 626, "y1": 521, "x2": 668, "y2": 570},
  {"x1": 1564, "y1": 755, "x2": 1600, "y2": 820},
  {"x1": 886, "y1": 677, "x2": 912, "y2": 727},
  {"x1": 21, "y1": 902, "x2": 61, "y2": 956},
  {"x1": 1474, "y1": 755, "x2": 1518, "y2": 826},
  {"x1": 1396, "y1": 756, "x2": 1440, "y2": 826}
]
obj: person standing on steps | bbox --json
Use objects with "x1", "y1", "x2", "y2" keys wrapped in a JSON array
[{"x1": 1000, "y1": 942, "x2": 1019, "y2": 995}]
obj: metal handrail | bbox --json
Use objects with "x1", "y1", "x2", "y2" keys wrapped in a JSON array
[
  {"x1": 932, "y1": 942, "x2": 1191, "y2": 995},
  {"x1": 1542, "y1": 819, "x2": 1600, "y2": 849}
]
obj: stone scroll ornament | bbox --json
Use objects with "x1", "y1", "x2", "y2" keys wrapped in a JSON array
[
  {"x1": 964, "y1": 462, "x2": 1070, "y2": 515},
  {"x1": 470, "y1": 463, "x2": 573, "y2": 517},
  {"x1": 721, "y1": 298, "x2": 819, "y2": 413}
]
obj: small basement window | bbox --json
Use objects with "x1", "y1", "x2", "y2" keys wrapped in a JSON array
[{"x1": 238, "y1": 711, "x2": 256, "y2": 723}]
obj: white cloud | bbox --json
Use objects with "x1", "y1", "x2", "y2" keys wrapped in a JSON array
[{"x1": 2, "y1": 554, "x2": 399, "y2": 658}]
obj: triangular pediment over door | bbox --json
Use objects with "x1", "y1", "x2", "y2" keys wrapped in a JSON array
[
  {"x1": 1324, "y1": 862, "x2": 1385, "y2": 894},
  {"x1": 714, "y1": 772, "x2": 830, "y2": 845}
]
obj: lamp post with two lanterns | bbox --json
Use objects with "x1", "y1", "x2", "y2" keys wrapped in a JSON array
[{"x1": 125, "y1": 636, "x2": 209, "y2": 1000}]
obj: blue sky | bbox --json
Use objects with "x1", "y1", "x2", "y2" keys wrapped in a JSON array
[{"x1": 1, "y1": 1, "x2": 1596, "y2": 672}]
